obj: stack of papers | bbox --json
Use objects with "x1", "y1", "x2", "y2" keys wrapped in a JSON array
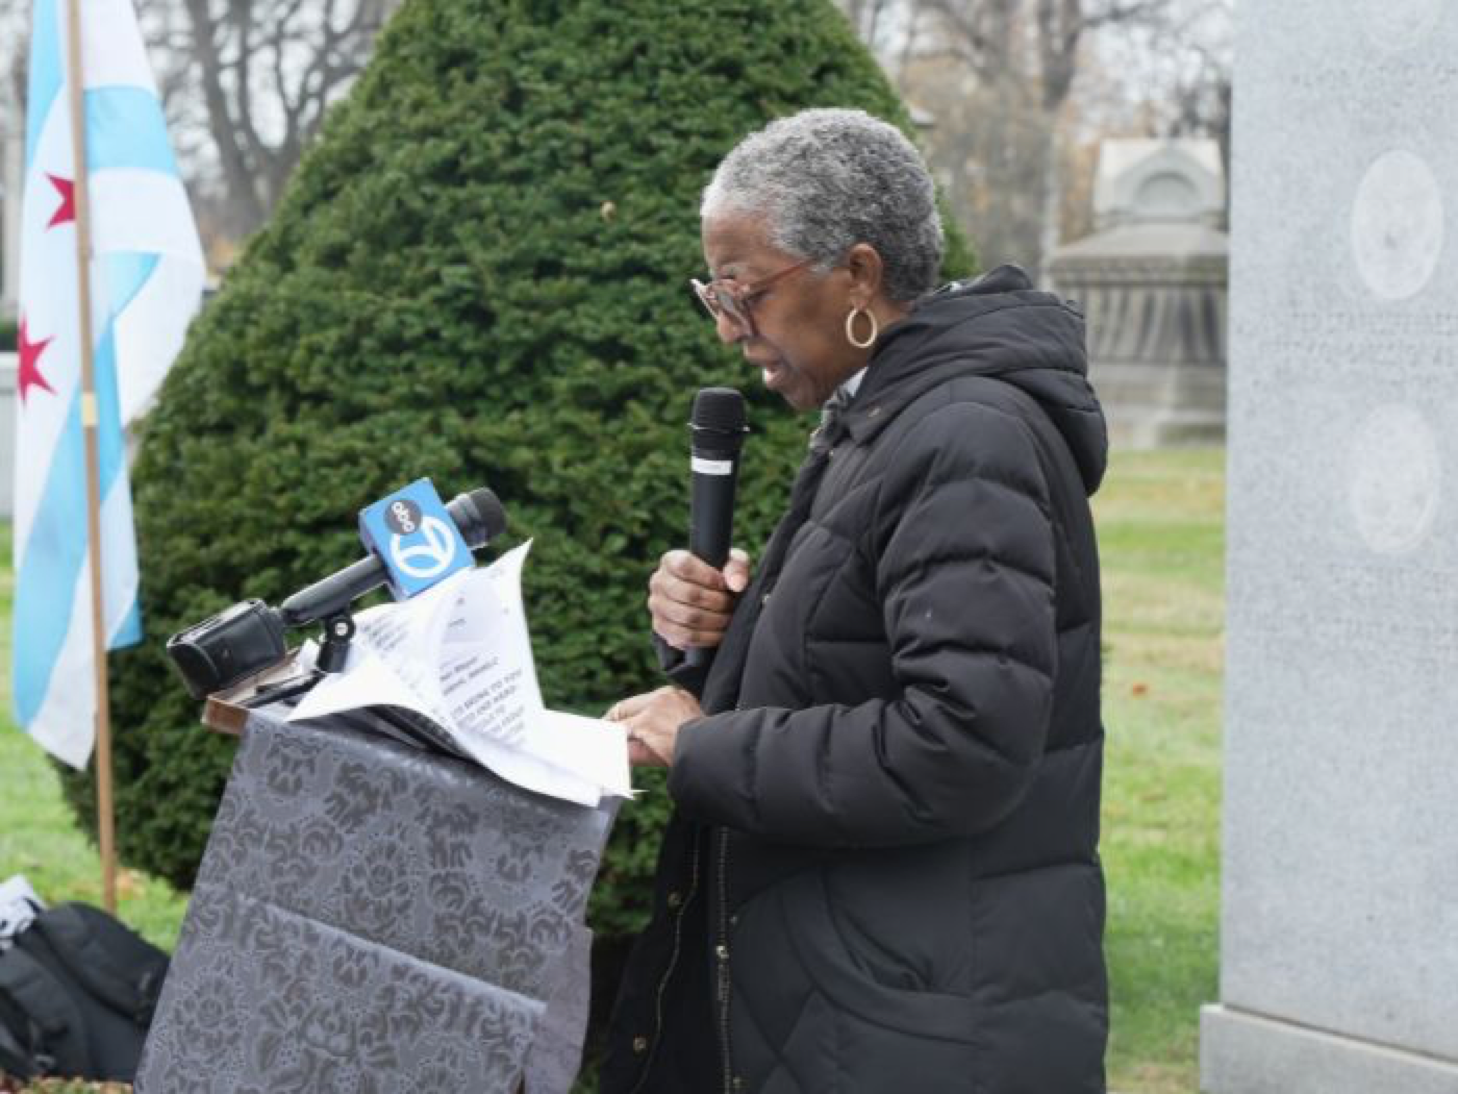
[{"x1": 289, "y1": 543, "x2": 630, "y2": 806}]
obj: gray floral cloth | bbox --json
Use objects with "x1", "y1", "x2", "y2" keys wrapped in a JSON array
[{"x1": 136, "y1": 706, "x2": 614, "y2": 1093}]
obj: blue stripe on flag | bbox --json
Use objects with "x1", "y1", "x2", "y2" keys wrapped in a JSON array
[
  {"x1": 13, "y1": 318, "x2": 133, "y2": 727},
  {"x1": 25, "y1": 0, "x2": 62, "y2": 169},
  {"x1": 104, "y1": 253, "x2": 161, "y2": 317},
  {"x1": 86, "y1": 87, "x2": 179, "y2": 176},
  {"x1": 114, "y1": 598, "x2": 143, "y2": 648}
]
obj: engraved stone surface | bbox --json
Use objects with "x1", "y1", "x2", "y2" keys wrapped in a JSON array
[
  {"x1": 1350, "y1": 150, "x2": 1444, "y2": 301},
  {"x1": 1354, "y1": 0, "x2": 1443, "y2": 54},
  {"x1": 1206, "y1": 0, "x2": 1458, "y2": 1089},
  {"x1": 1347, "y1": 403, "x2": 1440, "y2": 554}
]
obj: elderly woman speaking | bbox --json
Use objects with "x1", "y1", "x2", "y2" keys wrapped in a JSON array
[{"x1": 603, "y1": 109, "x2": 1108, "y2": 1093}]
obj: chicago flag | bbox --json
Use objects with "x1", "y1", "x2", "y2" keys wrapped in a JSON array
[{"x1": 12, "y1": 0, "x2": 204, "y2": 766}]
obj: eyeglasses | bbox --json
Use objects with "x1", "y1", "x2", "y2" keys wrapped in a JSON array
[{"x1": 690, "y1": 258, "x2": 814, "y2": 338}]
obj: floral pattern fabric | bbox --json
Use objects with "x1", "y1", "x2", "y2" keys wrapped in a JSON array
[{"x1": 136, "y1": 707, "x2": 614, "y2": 1093}]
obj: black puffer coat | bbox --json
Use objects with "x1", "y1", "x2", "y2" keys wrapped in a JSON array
[{"x1": 603, "y1": 266, "x2": 1108, "y2": 1093}]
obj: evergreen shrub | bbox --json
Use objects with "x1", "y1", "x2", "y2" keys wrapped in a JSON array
[{"x1": 61, "y1": 0, "x2": 973, "y2": 943}]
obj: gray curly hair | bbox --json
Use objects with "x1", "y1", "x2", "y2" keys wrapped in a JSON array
[{"x1": 701, "y1": 108, "x2": 945, "y2": 303}]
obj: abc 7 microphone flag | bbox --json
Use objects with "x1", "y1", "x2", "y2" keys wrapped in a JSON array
[{"x1": 359, "y1": 479, "x2": 475, "y2": 599}]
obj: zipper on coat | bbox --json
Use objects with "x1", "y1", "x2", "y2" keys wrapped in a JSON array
[
  {"x1": 715, "y1": 699, "x2": 748, "y2": 1093},
  {"x1": 631, "y1": 836, "x2": 702, "y2": 1094},
  {"x1": 715, "y1": 825, "x2": 736, "y2": 1093}
]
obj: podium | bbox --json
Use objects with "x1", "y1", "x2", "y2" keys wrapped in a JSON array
[{"x1": 135, "y1": 701, "x2": 614, "y2": 1093}]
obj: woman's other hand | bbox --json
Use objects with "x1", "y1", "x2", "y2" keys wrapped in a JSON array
[{"x1": 605, "y1": 687, "x2": 703, "y2": 767}]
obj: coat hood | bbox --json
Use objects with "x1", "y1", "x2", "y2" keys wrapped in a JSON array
[{"x1": 849, "y1": 264, "x2": 1108, "y2": 494}]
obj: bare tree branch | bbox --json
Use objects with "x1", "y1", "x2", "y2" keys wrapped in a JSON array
[{"x1": 146, "y1": 0, "x2": 395, "y2": 242}]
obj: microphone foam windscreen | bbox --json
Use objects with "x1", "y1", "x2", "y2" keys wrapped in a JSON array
[
  {"x1": 691, "y1": 387, "x2": 747, "y2": 434},
  {"x1": 452, "y1": 487, "x2": 508, "y2": 548}
]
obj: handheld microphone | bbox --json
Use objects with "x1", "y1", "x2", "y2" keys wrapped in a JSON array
[{"x1": 686, "y1": 388, "x2": 747, "y2": 669}]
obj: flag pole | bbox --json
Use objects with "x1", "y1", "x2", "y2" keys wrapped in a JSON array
[{"x1": 62, "y1": 0, "x2": 117, "y2": 914}]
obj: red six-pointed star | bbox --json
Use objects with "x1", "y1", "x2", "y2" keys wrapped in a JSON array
[
  {"x1": 46, "y1": 174, "x2": 75, "y2": 229},
  {"x1": 17, "y1": 315, "x2": 55, "y2": 405}
]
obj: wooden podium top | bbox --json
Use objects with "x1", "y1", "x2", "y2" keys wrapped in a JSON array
[{"x1": 200, "y1": 651, "x2": 314, "y2": 737}]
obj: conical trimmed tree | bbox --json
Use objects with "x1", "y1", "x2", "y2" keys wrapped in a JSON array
[{"x1": 62, "y1": 0, "x2": 974, "y2": 941}]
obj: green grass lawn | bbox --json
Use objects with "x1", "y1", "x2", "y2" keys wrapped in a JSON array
[
  {"x1": 1096, "y1": 448, "x2": 1224, "y2": 1093},
  {"x1": 0, "y1": 447, "x2": 1224, "y2": 1090}
]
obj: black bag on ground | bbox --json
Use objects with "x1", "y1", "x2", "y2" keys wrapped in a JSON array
[{"x1": 0, "y1": 902, "x2": 168, "y2": 1082}]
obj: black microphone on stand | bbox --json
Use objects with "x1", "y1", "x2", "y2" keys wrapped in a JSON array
[
  {"x1": 166, "y1": 487, "x2": 508, "y2": 699},
  {"x1": 278, "y1": 487, "x2": 507, "y2": 628},
  {"x1": 686, "y1": 388, "x2": 748, "y2": 669}
]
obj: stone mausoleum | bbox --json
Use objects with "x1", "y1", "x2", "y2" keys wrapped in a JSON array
[{"x1": 1049, "y1": 138, "x2": 1228, "y2": 447}]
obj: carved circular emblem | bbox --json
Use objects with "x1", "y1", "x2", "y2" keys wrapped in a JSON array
[
  {"x1": 1348, "y1": 403, "x2": 1441, "y2": 555},
  {"x1": 1350, "y1": 149, "x2": 1445, "y2": 302}
]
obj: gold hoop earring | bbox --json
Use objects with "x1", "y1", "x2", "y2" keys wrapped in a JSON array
[{"x1": 845, "y1": 306, "x2": 878, "y2": 350}]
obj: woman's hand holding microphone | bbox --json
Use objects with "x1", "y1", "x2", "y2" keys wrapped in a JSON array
[{"x1": 605, "y1": 547, "x2": 751, "y2": 767}]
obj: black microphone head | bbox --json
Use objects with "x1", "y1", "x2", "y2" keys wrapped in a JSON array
[
  {"x1": 691, "y1": 387, "x2": 746, "y2": 432},
  {"x1": 447, "y1": 487, "x2": 508, "y2": 549},
  {"x1": 690, "y1": 387, "x2": 747, "y2": 450}
]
